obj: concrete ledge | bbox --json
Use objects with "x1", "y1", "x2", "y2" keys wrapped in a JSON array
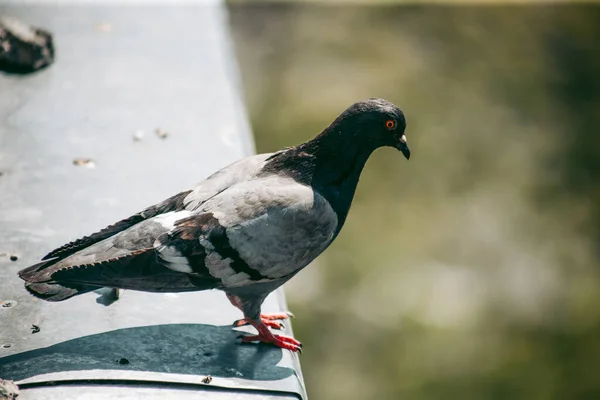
[{"x1": 0, "y1": 2, "x2": 305, "y2": 399}]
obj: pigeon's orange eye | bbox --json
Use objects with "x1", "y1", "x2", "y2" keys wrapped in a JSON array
[{"x1": 385, "y1": 120, "x2": 396, "y2": 129}]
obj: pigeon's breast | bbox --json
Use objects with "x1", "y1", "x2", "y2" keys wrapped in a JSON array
[
  {"x1": 226, "y1": 193, "x2": 336, "y2": 280},
  {"x1": 201, "y1": 178, "x2": 338, "y2": 285}
]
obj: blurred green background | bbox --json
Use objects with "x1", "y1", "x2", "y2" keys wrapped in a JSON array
[{"x1": 227, "y1": 3, "x2": 600, "y2": 400}]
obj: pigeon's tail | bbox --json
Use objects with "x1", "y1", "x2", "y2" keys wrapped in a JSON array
[
  {"x1": 24, "y1": 281, "x2": 99, "y2": 302},
  {"x1": 19, "y1": 259, "x2": 100, "y2": 301},
  {"x1": 18, "y1": 259, "x2": 57, "y2": 282}
]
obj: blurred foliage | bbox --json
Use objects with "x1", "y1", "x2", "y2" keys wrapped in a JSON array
[{"x1": 228, "y1": 4, "x2": 600, "y2": 399}]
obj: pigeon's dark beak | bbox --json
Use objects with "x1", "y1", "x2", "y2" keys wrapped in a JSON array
[{"x1": 395, "y1": 134, "x2": 410, "y2": 160}]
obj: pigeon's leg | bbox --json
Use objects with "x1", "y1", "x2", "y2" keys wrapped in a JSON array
[
  {"x1": 260, "y1": 312, "x2": 295, "y2": 320},
  {"x1": 239, "y1": 319, "x2": 303, "y2": 353},
  {"x1": 227, "y1": 293, "x2": 292, "y2": 330},
  {"x1": 95, "y1": 287, "x2": 120, "y2": 306},
  {"x1": 226, "y1": 293, "x2": 303, "y2": 352},
  {"x1": 232, "y1": 312, "x2": 293, "y2": 329}
]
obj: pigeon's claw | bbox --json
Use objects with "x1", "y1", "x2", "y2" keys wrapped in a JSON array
[
  {"x1": 262, "y1": 312, "x2": 295, "y2": 320},
  {"x1": 234, "y1": 318, "x2": 283, "y2": 330},
  {"x1": 238, "y1": 319, "x2": 303, "y2": 353},
  {"x1": 239, "y1": 333, "x2": 302, "y2": 353},
  {"x1": 233, "y1": 312, "x2": 292, "y2": 330}
]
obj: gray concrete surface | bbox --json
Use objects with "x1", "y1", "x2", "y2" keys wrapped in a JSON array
[{"x1": 0, "y1": 1, "x2": 305, "y2": 399}]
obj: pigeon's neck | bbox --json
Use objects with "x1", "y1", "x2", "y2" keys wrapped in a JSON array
[
  {"x1": 266, "y1": 130, "x2": 375, "y2": 230},
  {"x1": 309, "y1": 135, "x2": 374, "y2": 225}
]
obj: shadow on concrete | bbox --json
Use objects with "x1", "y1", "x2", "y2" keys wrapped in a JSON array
[{"x1": 0, "y1": 323, "x2": 293, "y2": 382}]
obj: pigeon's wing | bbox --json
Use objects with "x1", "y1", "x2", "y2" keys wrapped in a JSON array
[
  {"x1": 20, "y1": 210, "x2": 220, "y2": 295},
  {"x1": 21, "y1": 162, "x2": 336, "y2": 298},
  {"x1": 42, "y1": 153, "x2": 274, "y2": 261},
  {"x1": 154, "y1": 176, "x2": 339, "y2": 290},
  {"x1": 41, "y1": 208, "x2": 262, "y2": 293},
  {"x1": 48, "y1": 249, "x2": 219, "y2": 294},
  {"x1": 42, "y1": 190, "x2": 191, "y2": 260},
  {"x1": 183, "y1": 153, "x2": 274, "y2": 210}
]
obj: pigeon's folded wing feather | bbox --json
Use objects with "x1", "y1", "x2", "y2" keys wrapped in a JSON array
[
  {"x1": 22, "y1": 210, "x2": 220, "y2": 292},
  {"x1": 42, "y1": 190, "x2": 192, "y2": 260},
  {"x1": 42, "y1": 153, "x2": 274, "y2": 261},
  {"x1": 51, "y1": 249, "x2": 219, "y2": 293},
  {"x1": 154, "y1": 212, "x2": 269, "y2": 288},
  {"x1": 154, "y1": 177, "x2": 339, "y2": 289}
]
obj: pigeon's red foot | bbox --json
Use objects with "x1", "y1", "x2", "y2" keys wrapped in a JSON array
[
  {"x1": 240, "y1": 333, "x2": 302, "y2": 352},
  {"x1": 233, "y1": 312, "x2": 294, "y2": 330},
  {"x1": 234, "y1": 318, "x2": 281, "y2": 329},
  {"x1": 238, "y1": 319, "x2": 303, "y2": 353}
]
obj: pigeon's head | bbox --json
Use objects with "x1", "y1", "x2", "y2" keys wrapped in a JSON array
[{"x1": 334, "y1": 98, "x2": 410, "y2": 160}]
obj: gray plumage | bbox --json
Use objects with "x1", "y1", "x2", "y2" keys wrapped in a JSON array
[{"x1": 18, "y1": 98, "x2": 410, "y2": 350}]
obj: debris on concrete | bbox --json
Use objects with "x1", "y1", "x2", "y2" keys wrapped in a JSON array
[
  {"x1": 154, "y1": 128, "x2": 168, "y2": 139},
  {"x1": 0, "y1": 379, "x2": 19, "y2": 400},
  {"x1": 72, "y1": 158, "x2": 96, "y2": 169},
  {"x1": 0, "y1": 16, "x2": 54, "y2": 73},
  {"x1": 95, "y1": 23, "x2": 113, "y2": 33},
  {"x1": 132, "y1": 130, "x2": 145, "y2": 142},
  {"x1": 0, "y1": 253, "x2": 18, "y2": 262},
  {"x1": 0, "y1": 301, "x2": 16, "y2": 309}
]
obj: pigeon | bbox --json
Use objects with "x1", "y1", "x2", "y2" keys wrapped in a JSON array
[{"x1": 18, "y1": 98, "x2": 410, "y2": 352}]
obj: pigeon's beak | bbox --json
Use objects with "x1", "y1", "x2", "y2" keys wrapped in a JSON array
[{"x1": 395, "y1": 134, "x2": 410, "y2": 160}]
